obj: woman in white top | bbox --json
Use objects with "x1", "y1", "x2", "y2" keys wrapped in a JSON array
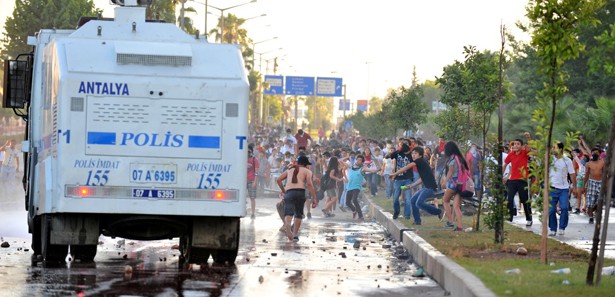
[{"x1": 380, "y1": 152, "x2": 395, "y2": 199}]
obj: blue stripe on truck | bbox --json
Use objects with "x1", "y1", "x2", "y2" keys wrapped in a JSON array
[
  {"x1": 188, "y1": 135, "x2": 220, "y2": 148},
  {"x1": 87, "y1": 132, "x2": 116, "y2": 145}
]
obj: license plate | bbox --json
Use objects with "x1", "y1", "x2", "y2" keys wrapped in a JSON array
[
  {"x1": 130, "y1": 163, "x2": 177, "y2": 184},
  {"x1": 132, "y1": 189, "x2": 175, "y2": 199}
]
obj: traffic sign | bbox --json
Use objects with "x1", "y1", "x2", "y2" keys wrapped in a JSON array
[
  {"x1": 264, "y1": 75, "x2": 283, "y2": 95},
  {"x1": 316, "y1": 77, "x2": 343, "y2": 97},
  {"x1": 285, "y1": 76, "x2": 314, "y2": 95}
]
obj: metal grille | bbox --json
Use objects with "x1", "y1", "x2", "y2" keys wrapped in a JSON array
[
  {"x1": 226, "y1": 103, "x2": 238, "y2": 118},
  {"x1": 117, "y1": 53, "x2": 191, "y2": 66},
  {"x1": 52, "y1": 102, "x2": 58, "y2": 145},
  {"x1": 71, "y1": 97, "x2": 84, "y2": 112},
  {"x1": 91, "y1": 102, "x2": 150, "y2": 124},
  {"x1": 160, "y1": 105, "x2": 218, "y2": 126}
]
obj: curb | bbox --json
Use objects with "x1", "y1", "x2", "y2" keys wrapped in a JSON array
[{"x1": 366, "y1": 199, "x2": 497, "y2": 297}]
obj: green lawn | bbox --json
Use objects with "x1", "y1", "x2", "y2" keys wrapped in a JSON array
[{"x1": 369, "y1": 195, "x2": 615, "y2": 297}]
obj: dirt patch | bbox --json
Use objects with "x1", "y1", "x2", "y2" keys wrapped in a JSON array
[{"x1": 467, "y1": 247, "x2": 579, "y2": 261}]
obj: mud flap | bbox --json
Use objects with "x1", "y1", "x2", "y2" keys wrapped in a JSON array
[{"x1": 191, "y1": 217, "x2": 239, "y2": 250}]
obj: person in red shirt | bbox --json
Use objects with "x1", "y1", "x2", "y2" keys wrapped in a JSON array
[
  {"x1": 503, "y1": 133, "x2": 532, "y2": 226},
  {"x1": 294, "y1": 129, "x2": 313, "y2": 154}
]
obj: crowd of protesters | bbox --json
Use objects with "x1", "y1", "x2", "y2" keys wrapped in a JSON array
[{"x1": 246, "y1": 124, "x2": 613, "y2": 241}]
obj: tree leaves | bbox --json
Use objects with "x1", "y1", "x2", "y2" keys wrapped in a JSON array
[{"x1": 1, "y1": 0, "x2": 101, "y2": 59}]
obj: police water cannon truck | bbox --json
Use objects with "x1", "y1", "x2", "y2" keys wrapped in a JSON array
[{"x1": 2, "y1": 0, "x2": 249, "y2": 264}]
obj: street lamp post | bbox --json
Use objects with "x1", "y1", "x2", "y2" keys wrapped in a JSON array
[
  {"x1": 342, "y1": 84, "x2": 347, "y2": 118},
  {"x1": 191, "y1": 0, "x2": 256, "y2": 42},
  {"x1": 210, "y1": 0, "x2": 257, "y2": 43},
  {"x1": 233, "y1": 14, "x2": 266, "y2": 43},
  {"x1": 251, "y1": 37, "x2": 278, "y2": 69},
  {"x1": 255, "y1": 47, "x2": 282, "y2": 125}
]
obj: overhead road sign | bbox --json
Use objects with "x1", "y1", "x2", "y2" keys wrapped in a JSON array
[
  {"x1": 316, "y1": 77, "x2": 343, "y2": 97},
  {"x1": 264, "y1": 75, "x2": 283, "y2": 95},
  {"x1": 285, "y1": 76, "x2": 314, "y2": 95}
]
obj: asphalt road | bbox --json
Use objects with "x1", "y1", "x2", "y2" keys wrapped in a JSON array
[{"x1": 0, "y1": 184, "x2": 445, "y2": 297}]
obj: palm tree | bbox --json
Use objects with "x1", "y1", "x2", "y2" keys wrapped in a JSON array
[{"x1": 146, "y1": 0, "x2": 175, "y2": 23}]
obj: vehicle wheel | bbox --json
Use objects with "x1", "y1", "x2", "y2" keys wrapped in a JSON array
[
  {"x1": 72, "y1": 245, "x2": 97, "y2": 262},
  {"x1": 211, "y1": 220, "x2": 239, "y2": 264},
  {"x1": 211, "y1": 248, "x2": 238, "y2": 264},
  {"x1": 41, "y1": 215, "x2": 68, "y2": 263},
  {"x1": 179, "y1": 234, "x2": 210, "y2": 264},
  {"x1": 31, "y1": 216, "x2": 41, "y2": 256}
]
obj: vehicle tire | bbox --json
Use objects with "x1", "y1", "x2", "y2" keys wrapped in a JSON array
[
  {"x1": 41, "y1": 215, "x2": 68, "y2": 263},
  {"x1": 72, "y1": 245, "x2": 97, "y2": 262},
  {"x1": 211, "y1": 220, "x2": 239, "y2": 264},
  {"x1": 31, "y1": 216, "x2": 41, "y2": 256},
  {"x1": 179, "y1": 234, "x2": 210, "y2": 265},
  {"x1": 211, "y1": 248, "x2": 238, "y2": 264}
]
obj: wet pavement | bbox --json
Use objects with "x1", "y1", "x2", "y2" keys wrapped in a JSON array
[
  {"x1": 0, "y1": 185, "x2": 445, "y2": 296},
  {"x1": 509, "y1": 206, "x2": 615, "y2": 259}
]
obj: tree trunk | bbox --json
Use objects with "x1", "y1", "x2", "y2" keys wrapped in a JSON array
[
  {"x1": 541, "y1": 66, "x2": 558, "y2": 265},
  {"x1": 495, "y1": 24, "x2": 506, "y2": 244},
  {"x1": 586, "y1": 108, "x2": 615, "y2": 285}
]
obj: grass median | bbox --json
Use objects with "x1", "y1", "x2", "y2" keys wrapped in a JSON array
[{"x1": 369, "y1": 195, "x2": 615, "y2": 297}]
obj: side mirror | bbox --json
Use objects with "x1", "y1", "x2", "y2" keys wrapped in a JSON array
[{"x1": 2, "y1": 59, "x2": 31, "y2": 109}]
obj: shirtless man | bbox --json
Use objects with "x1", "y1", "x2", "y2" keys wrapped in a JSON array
[
  {"x1": 583, "y1": 147, "x2": 605, "y2": 224},
  {"x1": 276, "y1": 156, "x2": 317, "y2": 241}
]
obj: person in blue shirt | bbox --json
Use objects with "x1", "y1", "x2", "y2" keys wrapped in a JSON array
[{"x1": 343, "y1": 154, "x2": 380, "y2": 220}]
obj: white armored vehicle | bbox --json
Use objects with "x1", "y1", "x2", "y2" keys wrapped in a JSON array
[{"x1": 2, "y1": 0, "x2": 249, "y2": 264}]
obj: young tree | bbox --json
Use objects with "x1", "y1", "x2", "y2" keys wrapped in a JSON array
[
  {"x1": 523, "y1": 0, "x2": 604, "y2": 265},
  {"x1": 436, "y1": 45, "x2": 508, "y2": 233},
  {"x1": 1, "y1": 0, "x2": 101, "y2": 59},
  {"x1": 386, "y1": 86, "x2": 428, "y2": 136}
]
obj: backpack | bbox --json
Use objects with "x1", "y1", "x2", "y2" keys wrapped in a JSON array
[{"x1": 454, "y1": 156, "x2": 474, "y2": 194}]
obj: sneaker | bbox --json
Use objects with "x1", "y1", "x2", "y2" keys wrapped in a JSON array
[
  {"x1": 393, "y1": 211, "x2": 399, "y2": 220},
  {"x1": 526, "y1": 220, "x2": 533, "y2": 227},
  {"x1": 589, "y1": 218, "x2": 594, "y2": 224},
  {"x1": 573, "y1": 208, "x2": 580, "y2": 215},
  {"x1": 413, "y1": 221, "x2": 422, "y2": 225},
  {"x1": 445, "y1": 221, "x2": 455, "y2": 229},
  {"x1": 307, "y1": 212, "x2": 312, "y2": 219},
  {"x1": 340, "y1": 207, "x2": 347, "y2": 212},
  {"x1": 548, "y1": 230, "x2": 556, "y2": 236},
  {"x1": 558, "y1": 229, "x2": 565, "y2": 236},
  {"x1": 293, "y1": 236, "x2": 299, "y2": 242}
]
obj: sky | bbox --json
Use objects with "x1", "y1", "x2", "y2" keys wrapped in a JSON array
[{"x1": 1, "y1": 0, "x2": 531, "y2": 100}]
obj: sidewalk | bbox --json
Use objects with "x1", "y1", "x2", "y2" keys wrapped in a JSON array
[{"x1": 509, "y1": 208, "x2": 615, "y2": 259}]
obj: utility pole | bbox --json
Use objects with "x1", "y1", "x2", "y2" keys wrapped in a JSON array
[{"x1": 342, "y1": 84, "x2": 347, "y2": 118}]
